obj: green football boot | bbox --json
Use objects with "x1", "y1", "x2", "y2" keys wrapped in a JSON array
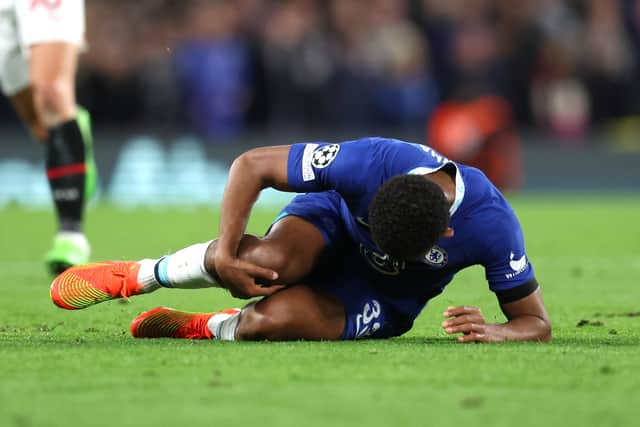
[
  {"x1": 76, "y1": 106, "x2": 97, "y2": 201},
  {"x1": 45, "y1": 232, "x2": 91, "y2": 275}
]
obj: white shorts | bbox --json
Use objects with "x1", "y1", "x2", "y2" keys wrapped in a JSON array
[{"x1": 0, "y1": 0, "x2": 85, "y2": 95}]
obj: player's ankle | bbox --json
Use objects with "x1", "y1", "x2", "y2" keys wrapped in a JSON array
[
  {"x1": 207, "y1": 309, "x2": 242, "y2": 340},
  {"x1": 136, "y1": 259, "x2": 161, "y2": 293},
  {"x1": 150, "y1": 242, "x2": 220, "y2": 289}
]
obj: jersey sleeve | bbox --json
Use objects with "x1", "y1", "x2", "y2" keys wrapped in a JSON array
[
  {"x1": 479, "y1": 207, "x2": 536, "y2": 294},
  {"x1": 286, "y1": 141, "x2": 375, "y2": 195}
]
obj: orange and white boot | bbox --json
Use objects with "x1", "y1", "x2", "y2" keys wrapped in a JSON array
[
  {"x1": 130, "y1": 307, "x2": 241, "y2": 339},
  {"x1": 50, "y1": 261, "x2": 145, "y2": 310}
]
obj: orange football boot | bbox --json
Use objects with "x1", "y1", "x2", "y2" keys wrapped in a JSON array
[
  {"x1": 50, "y1": 261, "x2": 144, "y2": 310},
  {"x1": 130, "y1": 307, "x2": 241, "y2": 339}
]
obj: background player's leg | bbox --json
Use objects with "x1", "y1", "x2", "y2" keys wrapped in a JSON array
[
  {"x1": 31, "y1": 43, "x2": 86, "y2": 237},
  {"x1": 29, "y1": 43, "x2": 78, "y2": 125},
  {"x1": 10, "y1": 42, "x2": 95, "y2": 274},
  {"x1": 9, "y1": 86, "x2": 46, "y2": 139}
]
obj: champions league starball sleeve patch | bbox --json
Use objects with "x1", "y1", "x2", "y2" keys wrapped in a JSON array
[
  {"x1": 291, "y1": 138, "x2": 409, "y2": 193},
  {"x1": 300, "y1": 144, "x2": 340, "y2": 181},
  {"x1": 311, "y1": 144, "x2": 340, "y2": 168}
]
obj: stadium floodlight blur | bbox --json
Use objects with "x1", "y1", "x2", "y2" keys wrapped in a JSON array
[{"x1": 1, "y1": 0, "x2": 640, "y2": 207}]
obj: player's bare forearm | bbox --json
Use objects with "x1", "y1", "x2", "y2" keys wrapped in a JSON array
[
  {"x1": 499, "y1": 287, "x2": 551, "y2": 342},
  {"x1": 442, "y1": 287, "x2": 551, "y2": 343},
  {"x1": 483, "y1": 315, "x2": 551, "y2": 342},
  {"x1": 214, "y1": 146, "x2": 292, "y2": 296},
  {"x1": 218, "y1": 146, "x2": 292, "y2": 257}
]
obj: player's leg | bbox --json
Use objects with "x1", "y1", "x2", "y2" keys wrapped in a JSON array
[
  {"x1": 32, "y1": 43, "x2": 97, "y2": 273},
  {"x1": 230, "y1": 271, "x2": 411, "y2": 341},
  {"x1": 139, "y1": 192, "x2": 344, "y2": 292},
  {"x1": 28, "y1": 42, "x2": 78, "y2": 126},
  {"x1": 10, "y1": 0, "x2": 96, "y2": 274},
  {"x1": 131, "y1": 285, "x2": 345, "y2": 340},
  {"x1": 235, "y1": 286, "x2": 345, "y2": 340},
  {"x1": 51, "y1": 192, "x2": 340, "y2": 310},
  {"x1": 50, "y1": 216, "x2": 328, "y2": 310},
  {"x1": 206, "y1": 215, "x2": 330, "y2": 286},
  {"x1": 133, "y1": 215, "x2": 328, "y2": 291},
  {"x1": 131, "y1": 270, "x2": 414, "y2": 341},
  {"x1": 26, "y1": 43, "x2": 93, "y2": 273}
]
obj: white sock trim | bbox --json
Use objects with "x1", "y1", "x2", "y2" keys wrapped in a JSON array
[
  {"x1": 199, "y1": 241, "x2": 216, "y2": 284},
  {"x1": 156, "y1": 241, "x2": 220, "y2": 289},
  {"x1": 207, "y1": 310, "x2": 241, "y2": 340},
  {"x1": 136, "y1": 259, "x2": 160, "y2": 292}
]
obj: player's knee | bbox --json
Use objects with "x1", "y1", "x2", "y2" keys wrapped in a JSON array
[
  {"x1": 202, "y1": 236, "x2": 307, "y2": 285},
  {"x1": 249, "y1": 246, "x2": 289, "y2": 279},
  {"x1": 238, "y1": 241, "x2": 295, "y2": 283},
  {"x1": 236, "y1": 303, "x2": 293, "y2": 341},
  {"x1": 201, "y1": 238, "x2": 287, "y2": 281}
]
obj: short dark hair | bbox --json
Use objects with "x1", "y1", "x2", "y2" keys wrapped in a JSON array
[{"x1": 368, "y1": 174, "x2": 449, "y2": 260}]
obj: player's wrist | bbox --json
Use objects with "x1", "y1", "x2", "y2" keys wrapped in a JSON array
[{"x1": 482, "y1": 323, "x2": 508, "y2": 342}]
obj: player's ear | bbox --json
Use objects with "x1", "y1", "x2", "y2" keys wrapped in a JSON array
[{"x1": 443, "y1": 227, "x2": 454, "y2": 238}]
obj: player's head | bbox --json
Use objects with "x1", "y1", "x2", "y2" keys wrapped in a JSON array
[{"x1": 369, "y1": 174, "x2": 450, "y2": 260}]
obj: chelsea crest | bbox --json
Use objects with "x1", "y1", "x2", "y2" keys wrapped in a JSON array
[{"x1": 423, "y1": 246, "x2": 448, "y2": 268}]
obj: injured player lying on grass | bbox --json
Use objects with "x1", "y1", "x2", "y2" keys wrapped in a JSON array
[{"x1": 50, "y1": 137, "x2": 551, "y2": 343}]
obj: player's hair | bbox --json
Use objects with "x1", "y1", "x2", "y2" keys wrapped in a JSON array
[{"x1": 368, "y1": 174, "x2": 449, "y2": 260}]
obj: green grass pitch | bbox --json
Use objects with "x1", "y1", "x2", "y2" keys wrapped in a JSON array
[{"x1": 1, "y1": 196, "x2": 639, "y2": 427}]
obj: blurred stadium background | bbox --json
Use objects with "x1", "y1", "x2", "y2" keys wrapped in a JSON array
[{"x1": 1, "y1": 0, "x2": 640, "y2": 208}]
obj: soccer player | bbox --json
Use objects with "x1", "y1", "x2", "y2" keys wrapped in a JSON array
[
  {"x1": 51, "y1": 138, "x2": 551, "y2": 343},
  {"x1": 1, "y1": 0, "x2": 96, "y2": 273}
]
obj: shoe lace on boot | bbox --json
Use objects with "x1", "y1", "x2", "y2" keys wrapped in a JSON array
[{"x1": 111, "y1": 263, "x2": 136, "y2": 299}]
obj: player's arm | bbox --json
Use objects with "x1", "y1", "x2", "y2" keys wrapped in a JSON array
[
  {"x1": 217, "y1": 140, "x2": 365, "y2": 266},
  {"x1": 215, "y1": 145, "x2": 293, "y2": 298},
  {"x1": 216, "y1": 141, "x2": 369, "y2": 297},
  {"x1": 442, "y1": 279, "x2": 552, "y2": 343}
]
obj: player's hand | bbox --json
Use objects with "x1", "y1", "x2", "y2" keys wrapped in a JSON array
[
  {"x1": 442, "y1": 306, "x2": 501, "y2": 343},
  {"x1": 214, "y1": 253, "x2": 283, "y2": 299}
]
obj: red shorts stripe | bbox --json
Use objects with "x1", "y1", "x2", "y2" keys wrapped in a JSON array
[{"x1": 47, "y1": 163, "x2": 86, "y2": 179}]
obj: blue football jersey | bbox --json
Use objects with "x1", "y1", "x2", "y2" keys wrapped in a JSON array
[{"x1": 286, "y1": 137, "x2": 535, "y2": 309}]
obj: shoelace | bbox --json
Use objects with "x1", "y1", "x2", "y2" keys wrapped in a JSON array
[{"x1": 110, "y1": 263, "x2": 136, "y2": 299}]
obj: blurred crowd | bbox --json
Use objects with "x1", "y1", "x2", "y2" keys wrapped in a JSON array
[{"x1": 56, "y1": 0, "x2": 640, "y2": 139}]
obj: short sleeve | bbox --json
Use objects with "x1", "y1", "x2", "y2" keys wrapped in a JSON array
[
  {"x1": 286, "y1": 141, "x2": 375, "y2": 195},
  {"x1": 481, "y1": 208, "x2": 535, "y2": 293}
]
